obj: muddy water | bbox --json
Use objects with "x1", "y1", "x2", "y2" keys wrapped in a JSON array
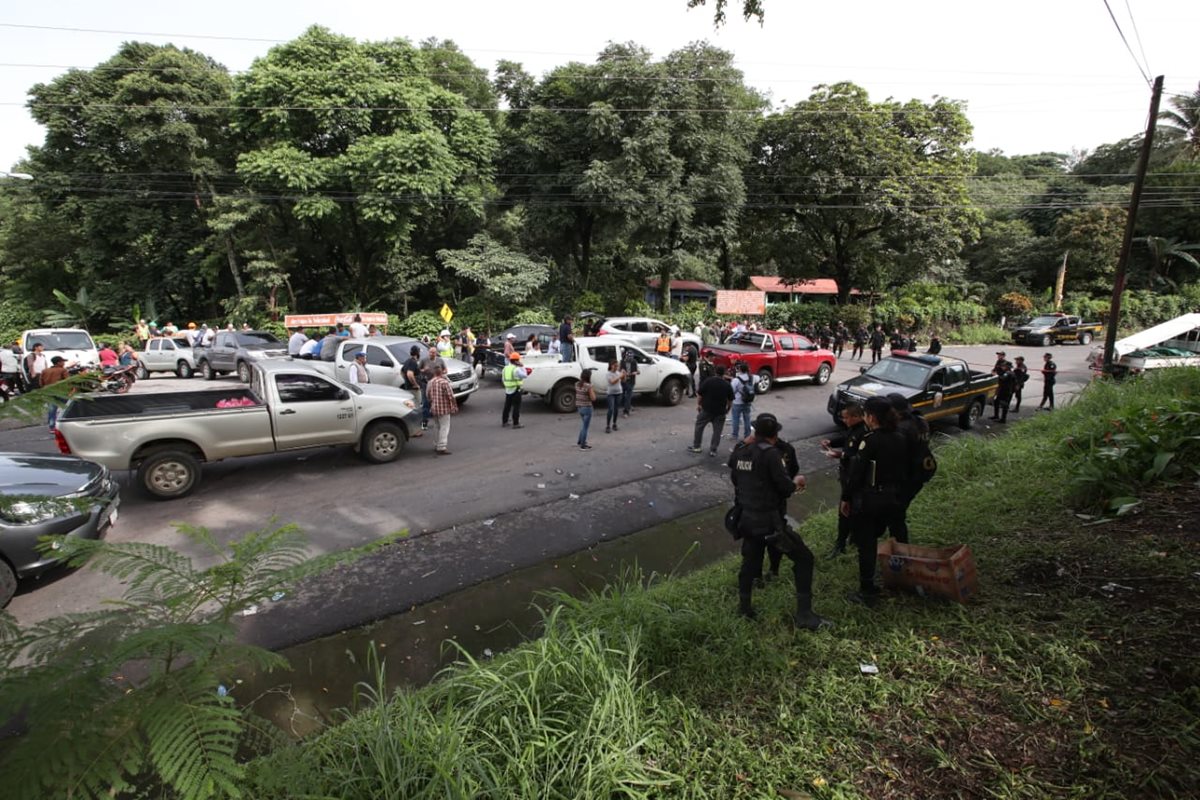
[{"x1": 234, "y1": 473, "x2": 841, "y2": 737}]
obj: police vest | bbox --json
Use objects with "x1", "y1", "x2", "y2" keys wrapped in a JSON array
[{"x1": 502, "y1": 364, "x2": 523, "y2": 390}]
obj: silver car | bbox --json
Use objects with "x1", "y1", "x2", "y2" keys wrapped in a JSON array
[
  {"x1": 596, "y1": 316, "x2": 702, "y2": 360},
  {"x1": 316, "y1": 336, "x2": 479, "y2": 403}
]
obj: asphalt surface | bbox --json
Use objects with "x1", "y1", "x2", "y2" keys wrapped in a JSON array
[{"x1": 2, "y1": 344, "x2": 1094, "y2": 646}]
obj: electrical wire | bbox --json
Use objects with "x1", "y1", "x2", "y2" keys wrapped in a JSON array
[
  {"x1": 1123, "y1": 0, "x2": 1152, "y2": 79},
  {"x1": 1102, "y1": 0, "x2": 1152, "y2": 85}
]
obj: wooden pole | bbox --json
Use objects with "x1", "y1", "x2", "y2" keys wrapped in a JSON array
[
  {"x1": 1103, "y1": 75, "x2": 1164, "y2": 376},
  {"x1": 1054, "y1": 251, "x2": 1068, "y2": 310}
]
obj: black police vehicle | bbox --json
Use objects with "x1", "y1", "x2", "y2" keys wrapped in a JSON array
[{"x1": 828, "y1": 353, "x2": 998, "y2": 430}]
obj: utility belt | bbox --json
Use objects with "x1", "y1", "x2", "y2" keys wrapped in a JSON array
[{"x1": 851, "y1": 483, "x2": 902, "y2": 517}]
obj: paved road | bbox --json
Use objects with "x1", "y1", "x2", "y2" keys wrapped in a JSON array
[{"x1": 2, "y1": 344, "x2": 1093, "y2": 640}]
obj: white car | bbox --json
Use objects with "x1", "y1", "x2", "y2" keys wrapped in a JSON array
[
  {"x1": 595, "y1": 316, "x2": 702, "y2": 360},
  {"x1": 19, "y1": 328, "x2": 100, "y2": 379},
  {"x1": 300, "y1": 336, "x2": 479, "y2": 403},
  {"x1": 521, "y1": 337, "x2": 690, "y2": 412}
]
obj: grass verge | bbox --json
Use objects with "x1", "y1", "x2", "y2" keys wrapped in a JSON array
[{"x1": 245, "y1": 370, "x2": 1200, "y2": 799}]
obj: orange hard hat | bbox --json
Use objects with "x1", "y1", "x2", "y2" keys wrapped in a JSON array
[{"x1": 508, "y1": 351, "x2": 521, "y2": 361}]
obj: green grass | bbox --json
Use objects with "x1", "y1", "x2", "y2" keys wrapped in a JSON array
[
  {"x1": 940, "y1": 323, "x2": 1010, "y2": 345},
  {"x1": 244, "y1": 370, "x2": 1200, "y2": 799}
]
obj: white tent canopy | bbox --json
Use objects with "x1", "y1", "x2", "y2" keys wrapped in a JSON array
[{"x1": 1111, "y1": 313, "x2": 1200, "y2": 358}]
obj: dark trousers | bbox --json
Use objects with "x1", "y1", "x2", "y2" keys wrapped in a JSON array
[
  {"x1": 1041, "y1": 383, "x2": 1055, "y2": 409},
  {"x1": 606, "y1": 393, "x2": 620, "y2": 428},
  {"x1": 992, "y1": 395, "x2": 1010, "y2": 422},
  {"x1": 692, "y1": 411, "x2": 726, "y2": 452},
  {"x1": 834, "y1": 511, "x2": 851, "y2": 550},
  {"x1": 1012, "y1": 387, "x2": 1023, "y2": 411},
  {"x1": 739, "y1": 534, "x2": 814, "y2": 598},
  {"x1": 851, "y1": 511, "x2": 888, "y2": 591},
  {"x1": 871, "y1": 347, "x2": 882, "y2": 364},
  {"x1": 621, "y1": 380, "x2": 635, "y2": 413},
  {"x1": 883, "y1": 485, "x2": 916, "y2": 544},
  {"x1": 852, "y1": 344, "x2": 864, "y2": 359},
  {"x1": 502, "y1": 391, "x2": 522, "y2": 425}
]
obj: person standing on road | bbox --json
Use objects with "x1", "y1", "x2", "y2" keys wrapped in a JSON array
[
  {"x1": 992, "y1": 361, "x2": 1014, "y2": 424},
  {"x1": 501, "y1": 351, "x2": 529, "y2": 429},
  {"x1": 869, "y1": 325, "x2": 885, "y2": 364},
  {"x1": 1038, "y1": 353, "x2": 1057, "y2": 410},
  {"x1": 619, "y1": 346, "x2": 639, "y2": 416},
  {"x1": 841, "y1": 396, "x2": 909, "y2": 606},
  {"x1": 23, "y1": 342, "x2": 48, "y2": 387},
  {"x1": 503, "y1": 332, "x2": 517, "y2": 359},
  {"x1": 727, "y1": 413, "x2": 832, "y2": 629},
  {"x1": 888, "y1": 393, "x2": 933, "y2": 544},
  {"x1": 1011, "y1": 355, "x2": 1029, "y2": 412},
  {"x1": 852, "y1": 325, "x2": 867, "y2": 360},
  {"x1": 604, "y1": 359, "x2": 624, "y2": 433},
  {"x1": 729, "y1": 361, "x2": 755, "y2": 444},
  {"x1": 575, "y1": 368, "x2": 596, "y2": 449},
  {"x1": 399, "y1": 346, "x2": 424, "y2": 438},
  {"x1": 559, "y1": 316, "x2": 575, "y2": 363},
  {"x1": 820, "y1": 401, "x2": 868, "y2": 558},
  {"x1": 690, "y1": 365, "x2": 734, "y2": 456},
  {"x1": 40, "y1": 356, "x2": 71, "y2": 430},
  {"x1": 656, "y1": 328, "x2": 672, "y2": 357},
  {"x1": 427, "y1": 363, "x2": 458, "y2": 455},
  {"x1": 992, "y1": 350, "x2": 1011, "y2": 374},
  {"x1": 681, "y1": 350, "x2": 698, "y2": 397},
  {"x1": 347, "y1": 351, "x2": 370, "y2": 386},
  {"x1": 436, "y1": 330, "x2": 456, "y2": 359},
  {"x1": 418, "y1": 347, "x2": 446, "y2": 432}
]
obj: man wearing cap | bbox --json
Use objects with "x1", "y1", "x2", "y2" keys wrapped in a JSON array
[
  {"x1": 1011, "y1": 355, "x2": 1029, "y2": 412},
  {"x1": 347, "y1": 351, "x2": 370, "y2": 386},
  {"x1": 991, "y1": 360, "x2": 1014, "y2": 423},
  {"x1": 992, "y1": 351, "x2": 1011, "y2": 374},
  {"x1": 1038, "y1": 352, "x2": 1057, "y2": 410},
  {"x1": 503, "y1": 332, "x2": 517, "y2": 359},
  {"x1": 501, "y1": 351, "x2": 530, "y2": 429},
  {"x1": 727, "y1": 413, "x2": 831, "y2": 630}
]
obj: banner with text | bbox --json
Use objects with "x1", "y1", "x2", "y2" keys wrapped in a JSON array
[
  {"x1": 715, "y1": 290, "x2": 766, "y2": 316},
  {"x1": 284, "y1": 312, "x2": 390, "y2": 328}
]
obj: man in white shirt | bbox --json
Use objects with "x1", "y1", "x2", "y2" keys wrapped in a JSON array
[
  {"x1": 23, "y1": 343, "x2": 48, "y2": 387},
  {"x1": 348, "y1": 314, "x2": 369, "y2": 340},
  {"x1": 200, "y1": 325, "x2": 215, "y2": 346},
  {"x1": 347, "y1": 351, "x2": 370, "y2": 385},
  {"x1": 299, "y1": 337, "x2": 320, "y2": 358},
  {"x1": 287, "y1": 327, "x2": 308, "y2": 356}
]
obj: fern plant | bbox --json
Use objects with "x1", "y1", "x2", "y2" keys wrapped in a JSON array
[{"x1": 0, "y1": 522, "x2": 399, "y2": 799}]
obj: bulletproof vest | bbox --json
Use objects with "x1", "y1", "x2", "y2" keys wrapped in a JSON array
[{"x1": 732, "y1": 442, "x2": 787, "y2": 513}]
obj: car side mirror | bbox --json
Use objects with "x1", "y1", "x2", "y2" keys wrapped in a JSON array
[
  {"x1": 337, "y1": 389, "x2": 350, "y2": 401},
  {"x1": 858, "y1": 366, "x2": 867, "y2": 374},
  {"x1": 929, "y1": 383, "x2": 944, "y2": 393}
]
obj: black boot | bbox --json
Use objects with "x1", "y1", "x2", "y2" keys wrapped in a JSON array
[
  {"x1": 738, "y1": 592, "x2": 756, "y2": 620},
  {"x1": 793, "y1": 592, "x2": 833, "y2": 630}
]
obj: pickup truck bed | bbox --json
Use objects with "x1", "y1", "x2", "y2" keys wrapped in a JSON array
[{"x1": 61, "y1": 389, "x2": 260, "y2": 420}]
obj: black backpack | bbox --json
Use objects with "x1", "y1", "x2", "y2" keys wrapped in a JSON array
[{"x1": 735, "y1": 374, "x2": 755, "y2": 403}]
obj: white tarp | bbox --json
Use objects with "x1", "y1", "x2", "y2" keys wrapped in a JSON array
[{"x1": 1111, "y1": 313, "x2": 1200, "y2": 358}]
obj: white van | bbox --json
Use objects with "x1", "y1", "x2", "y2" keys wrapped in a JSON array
[{"x1": 19, "y1": 328, "x2": 100, "y2": 380}]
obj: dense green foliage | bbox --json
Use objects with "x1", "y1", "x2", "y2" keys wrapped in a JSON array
[
  {"x1": 1, "y1": 29, "x2": 1197, "y2": 339},
  {"x1": 242, "y1": 369, "x2": 1200, "y2": 798},
  {"x1": 0, "y1": 523, "x2": 398, "y2": 800}
]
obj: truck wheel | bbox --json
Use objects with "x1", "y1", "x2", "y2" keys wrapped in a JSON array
[
  {"x1": 176, "y1": 361, "x2": 194, "y2": 379},
  {"x1": 200, "y1": 360, "x2": 215, "y2": 381},
  {"x1": 137, "y1": 448, "x2": 201, "y2": 500},
  {"x1": 658, "y1": 377, "x2": 684, "y2": 406},
  {"x1": 958, "y1": 398, "x2": 985, "y2": 430},
  {"x1": 0, "y1": 559, "x2": 16, "y2": 608},
  {"x1": 1079, "y1": 332, "x2": 1093, "y2": 345},
  {"x1": 551, "y1": 382, "x2": 577, "y2": 413},
  {"x1": 755, "y1": 369, "x2": 773, "y2": 394},
  {"x1": 135, "y1": 363, "x2": 149, "y2": 381},
  {"x1": 814, "y1": 363, "x2": 833, "y2": 385},
  {"x1": 361, "y1": 421, "x2": 405, "y2": 464},
  {"x1": 236, "y1": 361, "x2": 252, "y2": 384},
  {"x1": 1040, "y1": 334, "x2": 1053, "y2": 347}
]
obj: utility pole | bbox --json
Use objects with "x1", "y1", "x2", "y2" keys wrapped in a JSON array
[{"x1": 1103, "y1": 75, "x2": 1164, "y2": 376}]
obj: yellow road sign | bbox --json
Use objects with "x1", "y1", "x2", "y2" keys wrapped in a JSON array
[{"x1": 439, "y1": 303, "x2": 454, "y2": 324}]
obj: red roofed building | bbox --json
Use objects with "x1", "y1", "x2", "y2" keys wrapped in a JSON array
[{"x1": 645, "y1": 279, "x2": 717, "y2": 308}]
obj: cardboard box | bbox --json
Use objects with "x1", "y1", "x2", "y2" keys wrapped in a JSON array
[{"x1": 876, "y1": 539, "x2": 978, "y2": 603}]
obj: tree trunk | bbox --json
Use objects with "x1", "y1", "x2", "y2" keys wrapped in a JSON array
[
  {"x1": 719, "y1": 240, "x2": 733, "y2": 289},
  {"x1": 222, "y1": 233, "x2": 246, "y2": 300}
]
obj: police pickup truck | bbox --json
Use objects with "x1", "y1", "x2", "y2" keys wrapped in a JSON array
[
  {"x1": 828, "y1": 353, "x2": 998, "y2": 430},
  {"x1": 1011, "y1": 313, "x2": 1103, "y2": 347}
]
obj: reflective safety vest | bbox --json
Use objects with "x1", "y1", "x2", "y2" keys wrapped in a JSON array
[
  {"x1": 656, "y1": 334, "x2": 671, "y2": 353},
  {"x1": 436, "y1": 339, "x2": 455, "y2": 358},
  {"x1": 502, "y1": 364, "x2": 524, "y2": 390}
]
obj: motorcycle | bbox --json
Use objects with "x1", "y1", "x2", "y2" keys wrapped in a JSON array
[
  {"x1": 98, "y1": 364, "x2": 138, "y2": 394},
  {"x1": 0, "y1": 373, "x2": 19, "y2": 402}
]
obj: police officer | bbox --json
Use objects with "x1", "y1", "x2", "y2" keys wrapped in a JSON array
[
  {"x1": 841, "y1": 396, "x2": 910, "y2": 605},
  {"x1": 745, "y1": 412, "x2": 800, "y2": 586},
  {"x1": 820, "y1": 400, "x2": 868, "y2": 558},
  {"x1": 887, "y1": 393, "x2": 932, "y2": 543},
  {"x1": 728, "y1": 413, "x2": 832, "y2": 629},
  {"x1": 501, "y1": 351, "x2": 528, "y2": 429},
  {"x1": 992, "y1": 361, "x2": 1014, "y2": 424}
]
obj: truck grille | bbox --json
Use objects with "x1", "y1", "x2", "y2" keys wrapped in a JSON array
[{"x1": 449, "y1": 369, "x2": 471, "y2": 382}]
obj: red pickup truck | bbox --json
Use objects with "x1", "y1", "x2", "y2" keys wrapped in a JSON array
[{"x1": 701, "y1": 330, "x2": 837, "y2": 393}]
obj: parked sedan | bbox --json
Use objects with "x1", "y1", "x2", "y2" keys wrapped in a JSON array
[
  {"x1": 0, "y1": 453, "x2": 120, "y2": 607},
  {"x1": 484, "y1": 324, "x2": 558, "y2": 371}
]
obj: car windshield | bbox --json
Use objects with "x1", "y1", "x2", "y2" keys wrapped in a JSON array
[
  {"x1": 387, "y1": 342, "x2": 428, "y2": 361},
  {"x1": 863, "y1": 359, "x2": 931, "y2": 389},
  {"x1": 237, "y1": 332, "x2": 280, "y2": 346},
  {"x1": 27, "y1": 332, "x2": 94, "y2": 350},
  {"x1": 729, "y1": 332, "x2": 771, "y2": 349},
  {"x1": 1026, "y1": 316, "x2": 1064, "y2": 327}
]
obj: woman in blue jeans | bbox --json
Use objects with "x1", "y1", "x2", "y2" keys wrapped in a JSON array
[
  {"x1": 575, "y1": 369, "x2": 596, "y2": 449},
  {"x1": 604, "y1": 359, "x2": 623, "y2": 433}
]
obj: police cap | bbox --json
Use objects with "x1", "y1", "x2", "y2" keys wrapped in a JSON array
[{"x1": 752, "y1": 413, "x2": 781, "y2": 438}]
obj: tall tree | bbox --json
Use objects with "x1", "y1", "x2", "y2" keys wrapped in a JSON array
[
  {"x1": 747, "y1": 82, "x2": 981, "y2": 301},
  {"x1": 232, "y1": 26, "x2": 499, "y2": 308},
  {"x1": 1159, "y1": 82, "x2": 1200, "y2": 159}
]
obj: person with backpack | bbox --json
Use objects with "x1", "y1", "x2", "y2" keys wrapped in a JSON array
[{"x1": 729, "y1": 362, "x2": 755, "y2": 444}]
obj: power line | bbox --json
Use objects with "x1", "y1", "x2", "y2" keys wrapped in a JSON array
[
  {"x1": 1123, "y1": 0, "x2": 1152, "y2": 79},
  {"x1": 1102, "y1": 0, "x2": 1152, "y2": 85}
]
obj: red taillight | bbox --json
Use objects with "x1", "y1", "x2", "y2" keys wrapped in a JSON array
[{"x1": 54, "y1": 428, "x2": 71, "y2": 454}]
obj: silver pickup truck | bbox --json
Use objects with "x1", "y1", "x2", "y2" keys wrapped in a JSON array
[{"x1": 55, "y1": 361, "x2": 421, "y2": 499}]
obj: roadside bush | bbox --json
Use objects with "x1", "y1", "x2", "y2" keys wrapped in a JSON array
[
  {"x1": 0, "y1": 296, "x2": 40, "y2": 346},
  {"x1": 622, "y1": 298, "x2": 656, "y2": 317},
  {"x1": 998, "y1": 291, "x2": 1034, "y2": 317},
  {"x1": 507, "y1": 307, "x2": 556, "y2": 327},
  {"x1": 667, "y1": 301, "x2": 711, "y2": 331},
  {"x1": 394, "y1": 310, "x2": 444, "y2": 339},
  {"x1": 940, "y1": 323, "x2": 1010, "y2": 344}
]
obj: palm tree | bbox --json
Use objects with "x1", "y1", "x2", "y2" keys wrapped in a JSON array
[
  {"x1": 1137, "y1": 235, "x2": 1200, "y2": 287},
  {"x1": 1158, "y1": 82, "x2": 1200, "y2": 159}
]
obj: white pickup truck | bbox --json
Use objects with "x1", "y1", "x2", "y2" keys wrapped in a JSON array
[
  {"x1": 297, "y1": 335, "x2": 478, "y2": 402},
  {"x1": 1087, "y1": 313, "x2": 1200, "y2": 378},
  {"x1": 55, "y1": 360, "x2": 421, "y2": 499},
  {"x1": 521, "y1": 336, "x2": 691, "y2": 412}
]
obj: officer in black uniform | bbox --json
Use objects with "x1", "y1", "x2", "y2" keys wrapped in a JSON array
[
  {"x1": 887, "y1": 392, "x2": 931, "y2": 543},
  {"x1": 842, "y1": 396, "x2": 910, "y2": 605},
  {"x1": 992, "y1": 361, "x2": 1015, "y2": 423},
  {"x1": 728, "y1": 413, "x2": 832, "y2": 629},
  {"x1": 750, "y1": 412, "x2": 800, "y2": 585},
  {"x1": 820, "y1": 401, "x2": 868, "y2": 558}
]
